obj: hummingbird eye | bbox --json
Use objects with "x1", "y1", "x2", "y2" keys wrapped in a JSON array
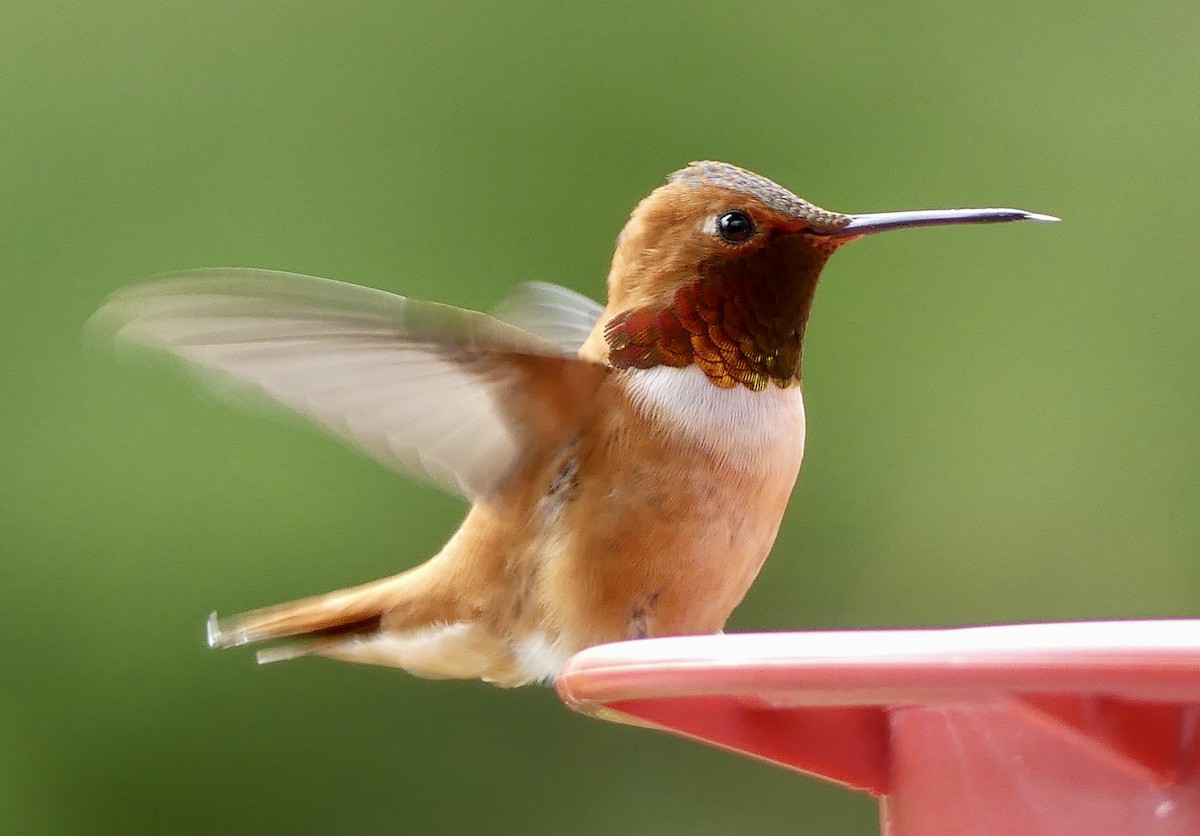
[{"x1": 716, "y1": 210, "x2": 755, "y2": 244}]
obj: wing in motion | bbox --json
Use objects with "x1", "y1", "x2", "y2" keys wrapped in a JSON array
[
  {"x1": 492, "y1": 281, "x2": 604, "y2": 355},
  {"x1": 92, "y1": 269, "x2": 609, "y2": 500}
]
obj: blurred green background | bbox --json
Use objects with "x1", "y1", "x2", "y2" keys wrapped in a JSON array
[{"x1": 2, "y1": 2, "x2": 1198, "y2": 834}]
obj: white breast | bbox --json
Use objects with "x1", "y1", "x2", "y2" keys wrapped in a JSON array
[{"x1": 623, "y1": 365, "x2": 806, "y2": 459}]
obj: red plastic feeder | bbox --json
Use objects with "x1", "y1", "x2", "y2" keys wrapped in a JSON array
[{"x1": 557, "y1": 621, "x2": 1200, "y2": 836}]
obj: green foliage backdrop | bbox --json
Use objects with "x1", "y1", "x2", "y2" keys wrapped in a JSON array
[{"x1": 2, "y1": 3, "x2": 1197, "y2": 834}]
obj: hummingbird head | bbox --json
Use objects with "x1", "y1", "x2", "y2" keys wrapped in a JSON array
[{"x1": 600, "y1": 160, "x2": 1056, "y2": 390}]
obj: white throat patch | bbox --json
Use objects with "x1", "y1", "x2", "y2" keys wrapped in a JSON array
[{"x1": 623, "y1": 365, "x2": 806, "y2": 454}]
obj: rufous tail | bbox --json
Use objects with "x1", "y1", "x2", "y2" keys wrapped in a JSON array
[{"x1": 206, "y1": 561, "x2": 447, "y2": 665}]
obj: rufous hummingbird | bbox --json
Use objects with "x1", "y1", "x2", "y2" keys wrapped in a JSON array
[{"x1": 94, "y1": 161, "x2": 1057, "y2": 686}]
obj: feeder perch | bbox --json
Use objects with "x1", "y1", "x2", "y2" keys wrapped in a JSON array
[{"x1": 557, "y1": 621, "x2": 1200, "y2": 836}]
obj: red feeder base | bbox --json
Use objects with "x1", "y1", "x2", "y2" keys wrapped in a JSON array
[{"x1": 556, "y1": 621, "x2": 1200, "y2": 836}]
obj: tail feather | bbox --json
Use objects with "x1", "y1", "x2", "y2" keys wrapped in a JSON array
[
  {"x1": 204, "y1": 558, "x2": 520, "y2": 681},
  {"x1": 254, "y1": 639, "x2": 331, "y2": 666},
  {"x1": 206, "y1": 563, "x2": 444, "y2": 652},
  {"x1": 247, "y1": 622, "x2": 515, "y2": 682}
]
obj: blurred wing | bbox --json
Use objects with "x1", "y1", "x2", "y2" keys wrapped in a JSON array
[
  {"x1": 492, "y1": 281, "x2": 604, "y2": 355},
  {"x1": 92, "y1": 269, "x2": 608, "y2": 500}
]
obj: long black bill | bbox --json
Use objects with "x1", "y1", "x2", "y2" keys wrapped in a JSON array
[{"x1": 835, "y1": 207, "x2": 1059, "y2": 236}]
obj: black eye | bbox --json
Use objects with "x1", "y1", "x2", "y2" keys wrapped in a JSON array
[{"x1": 716, "y1": 210, "x2": 755, "y2": 244}]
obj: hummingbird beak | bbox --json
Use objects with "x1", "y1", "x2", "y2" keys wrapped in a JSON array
[{"x1": 834, "y1": 207, "x2": 1059, "y2": 237}]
